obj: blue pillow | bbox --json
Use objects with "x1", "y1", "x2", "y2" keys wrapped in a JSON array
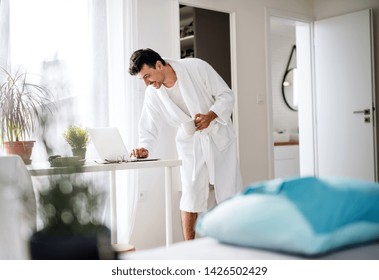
[{"x1": 195, "y1": 176, "x2": 379, "y2": 256}]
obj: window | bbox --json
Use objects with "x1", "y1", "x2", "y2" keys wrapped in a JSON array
[
  {"x1": 4, "y1": 0, "x2": 141, "y2": 244},
  {"x1": 6, "y1": 0, "x2": 94, "y2": 160},
  {"x1": 9, "y1": 0, "x2": 89, "y2": 101}
]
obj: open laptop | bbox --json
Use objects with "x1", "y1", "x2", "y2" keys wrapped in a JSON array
[{"x1": 88, "y1": 127, "x2": 159, "y2": 163}]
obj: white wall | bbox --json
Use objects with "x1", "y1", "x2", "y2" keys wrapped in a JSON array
[
  {"x1": 270, "y1": 30, "x2": 298, "y2": 134},
  {"x1": 129, "y1": 0, "x2": 183, "y2": 249},
  {"x1": 129, "y1": 0, "x2": 313, "y2": 250}
]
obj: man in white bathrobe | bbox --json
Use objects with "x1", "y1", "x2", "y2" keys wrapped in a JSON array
[{"x1": 129, "y1": 48, "x2": 242, "y2": 240}]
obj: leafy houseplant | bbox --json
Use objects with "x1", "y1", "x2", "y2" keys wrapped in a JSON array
[
  {"x1": 0, "y1": 68, "x2": 52, "y2": 164},
  {"x1": 63, "y1": 125, "x2": 90, "y2": 159},
  {"x1": 30, "y1": 173, "x2": 116, "y2": 260},
  {"x1": 37, "y1": 175, "x2": 104, "y2": 235}
]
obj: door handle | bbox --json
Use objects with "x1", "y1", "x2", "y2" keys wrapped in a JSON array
[{"x1": 353, "y1": 109, "x2": 370, "y2": 115}]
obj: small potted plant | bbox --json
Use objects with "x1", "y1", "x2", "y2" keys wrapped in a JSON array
[
  {"x1": 63, "y1": 125, "x2": 90, "y2": 160},
  {"x1": 0, "y1": 68, "x2": 52, "y2": 164}
]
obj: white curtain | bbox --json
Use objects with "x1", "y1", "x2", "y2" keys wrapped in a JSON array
[
  {"x1": 0, "y1": 0, "x2": 9, "y2": 156},
  {"x1": 0, "y1": 0, "x2": 10, "y2": 69},
  {"x1": 83, "y1": 0, "x2": 140, "y2": 244},
  {"x1": 4, "y1": 0, "x2": 140, "y2": 244}
]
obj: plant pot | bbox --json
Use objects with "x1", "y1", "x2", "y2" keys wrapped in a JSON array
[
  {"x1": 29, "y1": 227, "x2": 116, "y2": 260},
  {"x1": 4, "y1": 141, "x2": 35, "y2": 165},
  {"x1": 72, "y1": 147, "x2": 86, "y2": 160}
]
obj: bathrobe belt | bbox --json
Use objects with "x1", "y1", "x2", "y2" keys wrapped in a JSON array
[{"x1": 192, "y1": 125, "x2": 216, "y2": 185}]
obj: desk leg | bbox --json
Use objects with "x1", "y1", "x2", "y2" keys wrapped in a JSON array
[
  {"x1": 165, "y1": 166, "x2": 173, "y2": 247},
  {"x1": 110, "y1": 170, "x2": 118, "y2": 244}
]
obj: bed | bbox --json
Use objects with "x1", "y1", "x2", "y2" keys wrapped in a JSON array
[
  {"x1": 121, "y1": 237, "x2": 379, "y2": 260},
  {"x1": 122, "y1": 176, "x2": 379, "y2": 260}
]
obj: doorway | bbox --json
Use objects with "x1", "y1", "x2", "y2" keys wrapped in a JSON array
[
  {"x1": 268, "y1": 15, "x2": 314, "y2": 179},
  {"x1": 268, "y1": 10, "x2": 377, "y2": 182},
  {"x1": 179, "y1": 4, "x2": 232, "y2": 87},
  {"x1": 177, "y1": 2, "x2": 239, "y2": 148},
  {"x1": 177, "y1": 3, "x2": 235, "y2": 207}
]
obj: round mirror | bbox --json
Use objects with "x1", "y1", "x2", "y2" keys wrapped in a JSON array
[{"x1": 282, "y1": 67, "x2": 298, "y2": 111}]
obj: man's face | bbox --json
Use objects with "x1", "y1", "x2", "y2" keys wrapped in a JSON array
[{"x1": 137, "y1": 61, "x2": 164, "y2": 89}]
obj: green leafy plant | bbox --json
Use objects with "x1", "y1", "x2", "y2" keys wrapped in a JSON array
[
  {"x1": 30, "y1": 174, "x2": 115, "y2": 260},
  {"x1": 63, "y1": 126, "x2": 90, "y2": 150},
  {"x1": 0, "y1": 67, "x2": 52, "y2": 144},
  {"x1": 37, "y1": 175, "x2": 106, "y2": 236}
]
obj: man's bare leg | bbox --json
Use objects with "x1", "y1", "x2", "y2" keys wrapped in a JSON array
[{"x1": 181, "y1": 211, "x2": 198, "y2": 240}]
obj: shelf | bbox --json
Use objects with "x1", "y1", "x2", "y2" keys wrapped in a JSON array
[
  {"x1": 180, "y1": 35, "x2": 194, "y2": 41},
  {"x1": 274, "y1": 141, "x2": 299, "y2": 146},
  {"x1": 180, "y1": 35, "x2": 194, "y2": 49}
]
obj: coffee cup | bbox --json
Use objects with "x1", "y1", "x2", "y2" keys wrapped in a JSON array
[{"x1": 181, "y1": 119, "x2": 196, "y2": 135}]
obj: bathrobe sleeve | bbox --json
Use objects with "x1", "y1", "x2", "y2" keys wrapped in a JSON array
[
  {"x1": 138, "y1": 87, "x2": 162, "y2": 153},
  {"x1": 195, "y1": 59, "x2": 234, "y2": 125}
]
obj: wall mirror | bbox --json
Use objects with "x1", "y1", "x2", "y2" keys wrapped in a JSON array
[{"x1": 282, "y1": 45, "x2": 298, "y2": 111}]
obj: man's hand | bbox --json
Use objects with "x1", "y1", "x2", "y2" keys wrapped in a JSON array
[
  {"x1": 194, "y1": 111, "x2": 218, "y2": 131},
  {"x1": 131, "y1": 147, "x2": 149, "y2": 158}
]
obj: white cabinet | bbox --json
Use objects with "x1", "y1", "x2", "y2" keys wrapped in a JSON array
[{"x1": 274, "y1": 145, "x2": 300, "y2": 178}]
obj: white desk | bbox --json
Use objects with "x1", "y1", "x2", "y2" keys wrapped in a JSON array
[{"x1": 27, "y1": 159, "x2": 182, "y2": 246}]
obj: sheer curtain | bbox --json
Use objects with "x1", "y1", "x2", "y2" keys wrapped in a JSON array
[
  {"x1": 84, "y1": 0, "x2": 140, "y2": 244},
  {"x1": 3, "y1": 0, "x2": 140, "y2": 244},
  {"x1": 0, "y1": 0, "x2": 9, "y2": 156},
  {"x1": 0, "y1": 0, "x2": 9, "y2": 70}
]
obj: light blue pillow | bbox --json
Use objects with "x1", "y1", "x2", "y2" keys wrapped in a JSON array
[{"x1": 195, "y1": 176, "x2": 379, "y2": 256}]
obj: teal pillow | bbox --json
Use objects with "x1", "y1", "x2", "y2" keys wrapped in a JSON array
[{"x1": 195, "y1": 177, "x2": 379, "y2": 256}]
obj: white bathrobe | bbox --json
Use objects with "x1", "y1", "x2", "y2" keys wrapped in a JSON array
[{"x1": 138, "y1": 58, "x2": 242, "y2": 212}]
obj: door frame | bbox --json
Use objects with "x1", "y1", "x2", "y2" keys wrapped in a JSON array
[
  {"x1": 266, "y1": 8, "x2": 378, "y2": 181},
  {"x1": 369, "y1": 8, "x2": 378, "y2": 180},
  {"x1": 172, "y1": 0, "x2": 240, "y2": 158},
  {"x1": 265, "y1": 8, "x2": 315, "y2": 179}
]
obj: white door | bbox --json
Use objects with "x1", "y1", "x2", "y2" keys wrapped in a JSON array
[{"x1": 314, "y1": 9, "x2": 376, "y2": 181}]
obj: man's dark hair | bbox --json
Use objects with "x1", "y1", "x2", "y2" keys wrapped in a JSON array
[{"x1": 128, "y1": 48, "x2": 167, "y2": 75}]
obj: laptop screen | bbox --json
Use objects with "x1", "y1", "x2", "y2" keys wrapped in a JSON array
[{"x1": 88, "y1": 127, "x2": 130, "y2": 162}]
